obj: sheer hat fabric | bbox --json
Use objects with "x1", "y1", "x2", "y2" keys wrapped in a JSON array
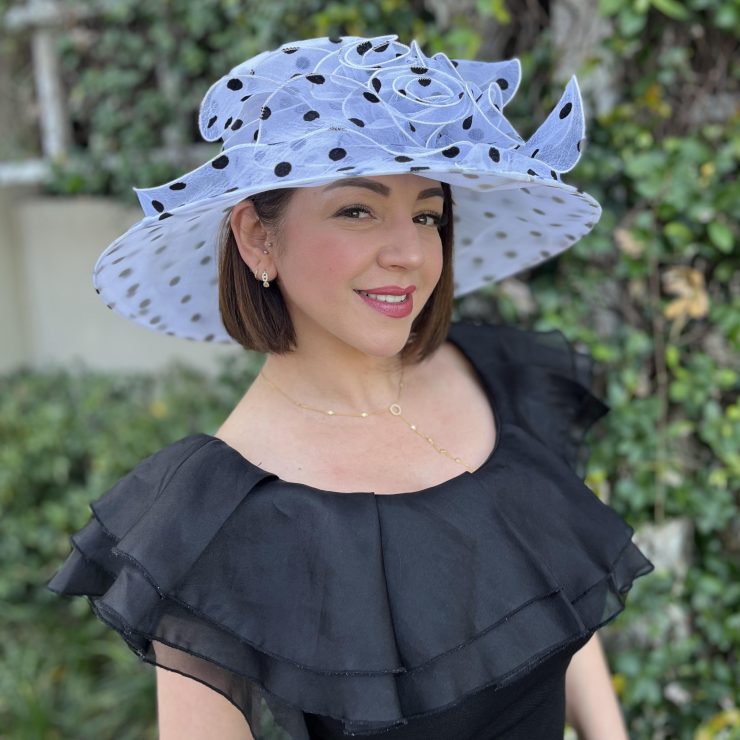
[{"x1": 93, "y1": 34, "x2": 602, "y2": 343}]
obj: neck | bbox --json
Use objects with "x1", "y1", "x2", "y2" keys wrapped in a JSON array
[{"x1": 258, "y1": 324, "x2": 412, "y2": 414}]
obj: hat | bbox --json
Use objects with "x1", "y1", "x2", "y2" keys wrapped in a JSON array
[{"x1": 93, "y1": 34, "x2": 601, "y2": 343}]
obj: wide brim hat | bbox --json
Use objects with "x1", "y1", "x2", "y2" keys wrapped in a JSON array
[{"x1": 93, "y1": 34, "x2": 601, "y2": 343}]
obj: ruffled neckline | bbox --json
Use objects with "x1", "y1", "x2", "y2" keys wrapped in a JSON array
[{"x1": 203, "y1": 323, "x2": 503, "y2": 497}]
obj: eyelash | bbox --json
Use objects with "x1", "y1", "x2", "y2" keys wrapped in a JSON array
[{"x1": 336, "y1": 204, "x2": 448, "y2": 228}]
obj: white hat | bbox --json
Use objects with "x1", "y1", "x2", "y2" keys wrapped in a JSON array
[{"x1": 93, "y1": 34, "x2": 601, "y2": 343}]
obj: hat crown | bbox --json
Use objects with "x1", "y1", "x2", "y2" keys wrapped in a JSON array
[{"x1": 197, "y1": 35, "x2": 533, "y2": 157}]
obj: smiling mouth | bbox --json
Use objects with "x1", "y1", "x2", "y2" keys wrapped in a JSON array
[{"x1": 354, "y1": 290, "x2": 410, "y2": 303}]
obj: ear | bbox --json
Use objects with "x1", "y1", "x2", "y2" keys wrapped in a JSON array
[{"x1": 229, "y1": 199, "x2": 275, "y2": 278}]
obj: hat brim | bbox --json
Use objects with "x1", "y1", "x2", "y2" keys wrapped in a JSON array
[{"x1": 94, "y1": 141, "x2": 600, "y2": 343}]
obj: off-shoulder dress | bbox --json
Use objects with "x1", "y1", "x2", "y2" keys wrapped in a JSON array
[{"x1": 47, "y1": 320, "x2": 654, "y2": 739}]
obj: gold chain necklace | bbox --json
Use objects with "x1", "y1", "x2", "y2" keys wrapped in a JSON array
[{"x1": 257, "y1": 366, "x2": 475, "y2": 473}]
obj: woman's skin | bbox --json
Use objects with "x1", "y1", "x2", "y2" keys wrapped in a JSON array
[{"x1": 154, "y1": 173, "x2": 630, "y2": 739}]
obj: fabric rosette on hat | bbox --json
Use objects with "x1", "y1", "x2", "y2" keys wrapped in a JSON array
[{"x1": 93, "y1": 34, "x2": 601, "y2": 343}]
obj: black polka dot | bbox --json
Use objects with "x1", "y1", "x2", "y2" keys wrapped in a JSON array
[
  {"x1": 207, "y1": 115, "x2": 217, "y2": 128},
  {"x1": 363, "y1": 92, "x2": 380, "y2": 103},
  {"x1": 357, "y1": 41, "x2": 372, "y2": 55},
  {"x1": 527, "y1": 169, "x2": 537, "y2": 176},
  {"x1": 226, "y1": 78, "x2": 243, "y2": 90},
  {"x1": 489, "y1": 147, "x2": 500, "y2": 162},
  {"x1": 119, "y1": 268, "x2": 133, "y2": 278},
  {"x1": 411, "y1": 166, "x2": 430, "y2": 172},
  {"x1": 452, "y1": 60, "x2": 459, "y2": 67},
  {"x1": 411, "y1": 66, "x2": 428, "y2": 74},
  {"x1": 409, "y1": 123, "x2": 416, "y2": 132},
  {"x1": 442, "y1": 146, "x2": 460, "y2": 158},
  {"x1": 533, "y1": 208, "x2": 545, "y2": 215},
  {"x1": 204, "y1": 334, "x2": 215, "y2": 342},
  {"x1": 551, "y1": 170, "x2": 558, "y2": 179},
  {"x1": 496, "y1": 77, "x2": 508, "y2": 90},
  {"x1": 530, "y1": 230, "x2": 542, "y2": 237},
  {"x1": 329, "y1": 36, "x2": 342, "y2": 43},
  {"x1": 224, "y1": 117, "x2": 232, "y2": 129},
  {"x1": 462, "y1": 115, "x2": 473, "y2": 130},
  {"x1": 149, "y1": 315, "x2": 161, "y2": 325},
  {"x1": 260, "y1": 106, "x2": 271, "y2": 120},
  {"x1": 419, "y1": 78, "x2": 431, "y2": 87},
  {"x1": 169, "y1": 276, "x2": 181, "y2": 286},
  {"x1": 152, "y1": 200, "x2": 165, "y2": 212},
  {"x1": 169, "y1": 182, "x2": 186, "y2": 190},
  {"x1": 212, "y1": 155, "x2": 229, "y2": 169},
  {"x1": 559, "y1": 102, "x2": 572, "y2": 119},
  {"x1": 349, "y1": 117, "x2": 365, "y2": 127},
  {"x1": 191, "y1": 313, "x2": 201, "y2": 322},
  {"x1": 181, "y1": 295, "x2": 191, "y2": 304},
  {"x1": 240, "y1": 94, "x2": 251, "y2": 102},
  {"x1": 531, "y1": 148, "x2": 539, "y2": 157},
  {"x1": 139, "y1": 299, "x2": 151, "y2": 308},
  {"x1": 200, "y1": 256, "x2": 212, "y2": 265},
  {"x1": 230, "y1": 119, "x2": 243, "y2": 130},
  {"x1": 253, "y1": 129, "x2": 259, "y2": 141},
  {"x1": 337, "y1": 166, "x2": 355, "y2": 172},
  {"x1": 329, "y1": 148, "x2": 347, "y2": 161},
  {"x1": 372, "y1": 78, "x2": 381, "y2": 92},
  {"x1": 307, "y1": 74, "x2": 325, "y2": 84},
  {"x1": 303, "y1": 110, "x2": 320, "y2": 121},
  {"x1": 282, "y1": 47, "x2": 298, "y2": 54},
  {"x1": 375, "y1": 42, "x2": 389, "y2": 52},
  {"x1": 395, "y1": 155, "x2": 413, "y2": 162},
  {"x1": 158, "y1": 212, "x2": 172, "y2": 220},
  {"x1": 275, "y1": 162, "x2": 292, "y2": 177},
  {"x1": 126, "y1": 283, "x2": 139, "y2": 297}
]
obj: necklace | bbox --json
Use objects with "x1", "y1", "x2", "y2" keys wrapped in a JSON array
[{"x1": 257, "y1": 365, "x2": 476, "y2": 474}]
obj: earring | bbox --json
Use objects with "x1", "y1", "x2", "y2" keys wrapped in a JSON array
[{"x1": 258, "y1": 241, "x2": 272, "y2": 286}]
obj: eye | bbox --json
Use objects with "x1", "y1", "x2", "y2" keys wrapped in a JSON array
[
  {"x1": 336, "y1": 204, "x2": 373, "y2": 219},
  {"x1": 415, "y1": 211, "x2": 448, "y2": 228}
]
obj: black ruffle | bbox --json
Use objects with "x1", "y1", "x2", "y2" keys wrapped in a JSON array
[{"x1": 47, "y1": 320, "x2": 653, "y2": 739}]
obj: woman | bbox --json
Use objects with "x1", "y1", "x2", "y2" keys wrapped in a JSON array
[{"x1": 48, "y1": 35, "x2": 653, "y2": 739}]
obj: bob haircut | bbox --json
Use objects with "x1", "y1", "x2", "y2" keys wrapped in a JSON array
[{"x1": 217, "y1": 180, "x2": 455, "y2": 364}]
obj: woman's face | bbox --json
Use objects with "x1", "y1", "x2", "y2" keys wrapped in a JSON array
[{"x1": 271, "y1": 173, "x2": 446, "y2": 356}]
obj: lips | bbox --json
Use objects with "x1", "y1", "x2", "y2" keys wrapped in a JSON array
[{"x1": 354, "y1": 285, "x2": 416, "y2": 296}]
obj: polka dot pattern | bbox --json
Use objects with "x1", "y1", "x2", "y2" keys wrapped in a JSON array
[{"x1": 96, "y1": 35, "x2": 601, "y2": 343}]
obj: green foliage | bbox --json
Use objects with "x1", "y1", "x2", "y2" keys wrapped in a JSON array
[
  {"x1": 2, "y1": 0, "x2": 738, "y2": 737},
  {"x1": 0, "y1": 356, "x2": 260, "y2": 738}
]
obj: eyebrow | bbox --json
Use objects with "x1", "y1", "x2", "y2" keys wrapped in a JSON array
[{"x1": 323, "y1": 177, "x2": 445, "y2": 201}]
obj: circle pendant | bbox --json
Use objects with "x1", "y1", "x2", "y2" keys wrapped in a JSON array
[{"x1": 389, "y1": 403, "x2": 402, "y2": 416}]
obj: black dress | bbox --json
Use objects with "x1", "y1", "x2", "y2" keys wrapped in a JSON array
[{"x1": 47, "y1": 320, "x2": 654, "y2": 739}]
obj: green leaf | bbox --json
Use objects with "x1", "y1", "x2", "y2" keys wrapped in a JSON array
[
  {"x1": 651, "y1": 0, "x2": 691, "y2": 20},
  {"x1": 708, "y1": 221, "x2": 734, "y2": 253}
]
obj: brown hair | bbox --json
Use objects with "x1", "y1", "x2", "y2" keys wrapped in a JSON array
[{"x1": 217, "y1": 181, "x2": 455, "y2": 364}]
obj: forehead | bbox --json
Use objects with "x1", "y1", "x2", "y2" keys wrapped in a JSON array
[{"x1": 299, "y1": 173, "x2": 446, "y2": 199}]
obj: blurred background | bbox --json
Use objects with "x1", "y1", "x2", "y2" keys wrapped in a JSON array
[{"x1": 0, "y1": 1, "x2": 738, "y2": 738}]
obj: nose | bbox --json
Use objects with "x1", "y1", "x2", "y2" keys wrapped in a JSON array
[{"x1": 375, "y1": 212, "x2": 428, "y2": 271}]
